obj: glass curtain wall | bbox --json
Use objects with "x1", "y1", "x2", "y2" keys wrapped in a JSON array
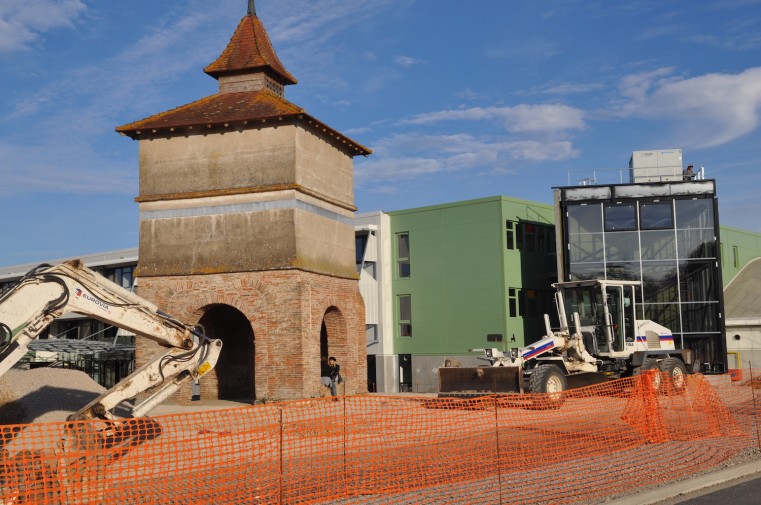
[{"x1": 565, "y1": 196, "x2": 722, "y2": 368}]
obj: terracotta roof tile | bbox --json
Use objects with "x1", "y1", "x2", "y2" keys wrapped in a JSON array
[
  {"x1": 204, "y1": 14, "x2": 296, "y2": 85},
  {"x1": 116, "y1": 90, "x2": 303, "y2": 133},
  {"x1": 115, "y1": 90, "x2": 371, "y2": 156}
]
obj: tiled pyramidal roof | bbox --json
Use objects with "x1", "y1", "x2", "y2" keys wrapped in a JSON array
[
  {"x1": 203, "y1": 10, "x2": 297, "y2": 85},
  {"x1": 116, "y1": 2, "x2": 370, "y2": 156}
]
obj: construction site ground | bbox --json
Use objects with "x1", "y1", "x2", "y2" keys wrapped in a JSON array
[
  {"x1": 2, "y1": 369, "x2": 760, "y2": 504},
  {"x1": 149, "y1": 394, "x2": 761, "y2": 505}
]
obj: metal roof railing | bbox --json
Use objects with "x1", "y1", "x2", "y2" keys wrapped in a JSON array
[{"x1": 567, "y1": 165, "x2": 705, "y2": 187}]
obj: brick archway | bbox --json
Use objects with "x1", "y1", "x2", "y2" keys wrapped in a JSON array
[
  {"x1": 320, "y1": 306, "x2": 347, "y2": 380},
  {"x1": 197, "y1": 304, "x2": 255, "y2": 401},
  {"x1": 138, "y1": 272, "x2": 365, "y2": 400}
]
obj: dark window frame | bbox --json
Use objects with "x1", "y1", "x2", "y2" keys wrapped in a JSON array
[
  {"x1": 398, "y1": 294, "x2": 412, "y2": 338},
  {"x1": 604, "y1": 202, "x2": 637, "y2": 232},
  {"x1": 396, "y1": 232, "x2": 411, "y2": 279}
]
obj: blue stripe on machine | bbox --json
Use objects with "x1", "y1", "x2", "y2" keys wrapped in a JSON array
[
  {"x1": 635, "y1": 335, "x2": 675, "y2": 342},
  {"x1": 522, "y1": 341, "x2": 554, "y2": 359}
]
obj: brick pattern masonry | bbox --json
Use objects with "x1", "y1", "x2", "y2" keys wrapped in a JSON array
[{"x1": 136, "y1": 269, "x2": 366, "y2": 403}]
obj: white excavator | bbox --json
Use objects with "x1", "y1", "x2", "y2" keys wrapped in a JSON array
[
  {"x1": 439, "y1": 279, "x2": 693, "y2": 401},
  {"x1": 0, "y1": 259, "x2": 222, "y2": 437}
]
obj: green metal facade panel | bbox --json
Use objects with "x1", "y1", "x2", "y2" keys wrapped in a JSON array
[
  {"x1": 500, "y1": 199, "x2": 556, "y2": 347},
  {"x1": 389, "y1": 196, "x2": 555, "y2": 355},
  {"x1": 720, "y1": 226, "x2": 761, "y2": 287}
]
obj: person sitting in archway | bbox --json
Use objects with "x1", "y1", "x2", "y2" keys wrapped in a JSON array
[
  {"x1": 320, "y1": 356, "x2": 335, "y2": 396},
  {"x1": 327, "y1": 357, "x2": 341, "y2": 397}
]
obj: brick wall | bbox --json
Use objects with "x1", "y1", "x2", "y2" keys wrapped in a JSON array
[{"x1": 136, "y1": 269, "x2": 366, "y2": 403}]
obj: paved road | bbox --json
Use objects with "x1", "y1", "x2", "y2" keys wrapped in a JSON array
[
  {"x1": 606, "y1": 460, "x2": 761, "y2": 505},
  {"x1": 659, "y1": 474, "x2": 761, "y2": 504}
]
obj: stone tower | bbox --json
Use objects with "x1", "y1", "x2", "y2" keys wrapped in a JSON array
[{"x1": 116, "y1": 2, "x2": 370, "y2": 401}]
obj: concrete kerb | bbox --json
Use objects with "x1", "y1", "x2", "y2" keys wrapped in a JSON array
[{"x1": 604, "y1": 459, "x2": 761, "y2": 505}]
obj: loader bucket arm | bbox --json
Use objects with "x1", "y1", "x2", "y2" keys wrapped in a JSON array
[{"x1": 438, "y1": 366, "x2": 522, "y2": 396}]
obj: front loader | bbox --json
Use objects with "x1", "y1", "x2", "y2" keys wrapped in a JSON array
[{"x1": 438, "y1": 279, "x2": 694, "y2": 399}]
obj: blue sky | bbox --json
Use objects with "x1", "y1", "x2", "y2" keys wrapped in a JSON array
[{"x1": 1, "y1": 0, "x2": 761, "y2": 266}]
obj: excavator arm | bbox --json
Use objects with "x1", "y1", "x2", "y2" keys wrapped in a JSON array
[{"x1": 0, "y1": 259, "x2": 222, "y2": 422}]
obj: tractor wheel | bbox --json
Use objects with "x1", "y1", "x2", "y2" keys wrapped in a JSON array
[
  {"x1": 658, "y1": 358, "x2": 687, "y2": 393},
  {"x1": 633, "y1": 358, "x2": 661, "y2": 391},
  {"x1": 528, "y1": 365, "x2": 567, "y2": 410}
]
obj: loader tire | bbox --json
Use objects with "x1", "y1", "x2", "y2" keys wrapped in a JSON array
[
  {"x1": 528, "y1": 365, "x2": 567, "y2": 410},
  {"x1": 633, "y1": 359, "x2": 661, "y2": 391},
  {"x1": 658, "y1": 358, "x2": 687, "y2": 393}
]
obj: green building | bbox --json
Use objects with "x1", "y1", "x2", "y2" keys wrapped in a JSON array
[
  {"x1": 720, "y1": 226, "x2": 761, "y2": 287},
  {"x1": 386, "y1": 196, "x2": 556, "y2": 391}
]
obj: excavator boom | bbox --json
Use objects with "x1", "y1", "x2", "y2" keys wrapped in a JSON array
[
  {"x1": 0, "y1": 259, "x2": 222, "y2": 421},
  {"x1": 0, "y1": 260, "x2": 224, "y2": 500}
]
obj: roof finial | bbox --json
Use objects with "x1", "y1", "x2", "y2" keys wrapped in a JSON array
[{"x1": 247, "y1": 0, "x2": 256, "y2": 16}]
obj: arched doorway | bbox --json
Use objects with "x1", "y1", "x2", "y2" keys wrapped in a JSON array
[
  {"x1": 320, "y1": 307, "x2": 346, "y2": 358},
  {"x1": 198, "y1": 304, "x2": 255, "y2": 401},
  {"x1": 320, "y1": 307, "x2": 347, "y2": 392},
  {"x1": 320, "y1": 321, "x2": 329, "y2": 361}
]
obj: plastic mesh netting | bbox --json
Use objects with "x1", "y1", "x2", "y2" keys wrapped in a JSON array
[{"x1": 1, "y1": 370, "x2": 759, "y2": 504}]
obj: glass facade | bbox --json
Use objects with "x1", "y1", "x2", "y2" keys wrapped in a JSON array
[{"x1": 561, "y1": 187, "x2": 725, "y2": 371}]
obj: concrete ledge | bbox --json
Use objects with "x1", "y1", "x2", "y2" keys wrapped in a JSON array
[{"x1": 605, "y1": 459, "x2": 761, "y2": 505}]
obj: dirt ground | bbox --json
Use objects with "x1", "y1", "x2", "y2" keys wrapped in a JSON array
[{"x1": 1, "y1": 369, "x2": 759, "y2": 504}]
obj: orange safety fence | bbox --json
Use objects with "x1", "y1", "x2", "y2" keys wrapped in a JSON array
[{"x1": 1, "y1": 370, "x2": 761, "y2": 505}]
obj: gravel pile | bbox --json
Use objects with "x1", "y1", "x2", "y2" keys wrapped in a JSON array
[{"x1": 0, "y1": 367, "x2": 106, "y2": 424}]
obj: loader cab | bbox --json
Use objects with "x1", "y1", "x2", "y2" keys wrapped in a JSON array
[
  {"x1": 555, "y1": 280, "x2": 638, "y2": 357},
  {"x1": 603, "y1": 283, "x2": 637, "y2": 356}
]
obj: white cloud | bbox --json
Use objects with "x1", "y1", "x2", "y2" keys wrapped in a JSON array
[
  {"x1": 393, "y1": 55, "x2": 421, "y2": 68},
  {"x1": 454, "y1": 88, "x2": 480, "y2": 100},
  {"x1": 265, "y1": 0, "x2": 397, "y2": 46},
  {"x1": 401, "y1": 104, "x2": 586, "y2": 134},
  {"x1": 543, "y1": 82, "x2": 605, "y2": 95},
  {"x1": 0, "y1": 140, "x2": 136, "y2": 196},
  {"x1": 617, "y1": 66, "x2": 761, "y2": 147},
  {"x1": 258, "y1": 0, "x2": 403, "y2": 96},
  {"x1": 1, "y1": 5, "x2": 232, "y2": 195},
  {"x1": 2, "y1": 0, "x2": 415, "y2": 196},
  {"x1": 355, "y1": 133, "x2": 578, "y2": 185},
  {"x1": 618, "y1": 67, "x2": 677, "y2": 101},
  {"x1": 0, "y1": 0, "x2": 86, "y2": 52}
]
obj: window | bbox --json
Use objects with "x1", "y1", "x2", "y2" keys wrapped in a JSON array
[
  {"x1": 398, "y1": 295, "x2": 412, "y2": 337},
  {"x1": 733, "y1": 246, "x2": 739, "y2": 269},
  {"x1": 604, "y1": 203, "x2": 637, "y2": 231},
  {"x1": 524, "y1": 224, "x2": 537, "y2": 252},
  {"x1": 366, "y1": 325, "x2": 378, "y2": 342},
  {"x1": 508, "y1": 288, "x2": 519, "y2": 318},
  {"x1": 507, "y1": 220, "x2": 554, "y2": 253},
  {"x1": 640, "y1": 202, "x2": 673, "y2": 230},
  {"x1": 675, "y1": 198, "x2": 713, "y2": 230},
  {"x1": 105, "y1": 265, "x2": 135, "y2": 290},
  {"x1": 506, "y1": 221, "x2": 516, "y2": 250},
  {"x1": 355, "y1": 234, "x2": 369, "y2": 265},
  {"x1": 396, "y1": 233, "x2": 410, "y2": 278},
  {"x1": 568, "y1": 203, "x2": 603, "y2": 234},
  {"x1": 524, "y1": 289, "x2": 541, "y2": 318}
]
